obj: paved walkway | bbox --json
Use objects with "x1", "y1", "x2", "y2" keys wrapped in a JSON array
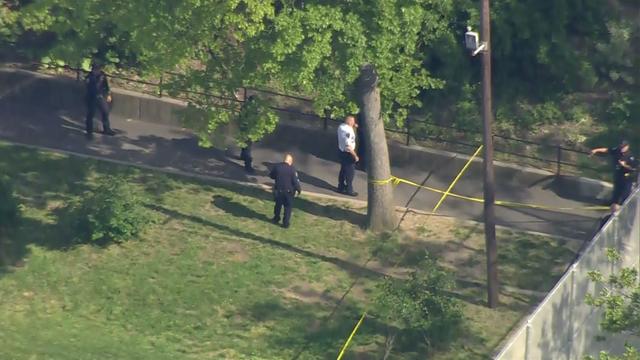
[{"x1": 0, "y1": 100, "x2": 605, "y2": 239}]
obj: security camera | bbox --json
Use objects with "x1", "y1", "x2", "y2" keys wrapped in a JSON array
[{"x1": 465, "y1": 26, "x2": 486, "y2": 56}]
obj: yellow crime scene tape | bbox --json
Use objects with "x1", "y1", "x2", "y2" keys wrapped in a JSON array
[
  {"x1": 336, "y1": 146, "x2": 487, "y2": 359},
  {"x1": 336, "y1": 145, "x2": 609, "y2": 359},
  {"x1": 370, "y1": 166, "x2": 610, "y2": 212}
]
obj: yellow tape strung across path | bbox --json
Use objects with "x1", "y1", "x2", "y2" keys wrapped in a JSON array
[
  {"x1": 371, "y1": 171, "x2": 610, "y2": 212},
  {"x1": 432, "y1": 145, "x2": 484, "y2": 214}
]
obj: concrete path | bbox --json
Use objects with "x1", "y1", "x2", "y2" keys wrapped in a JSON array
[{"x1": 0, "y1": 99, "x2": 605, "y2": 239}]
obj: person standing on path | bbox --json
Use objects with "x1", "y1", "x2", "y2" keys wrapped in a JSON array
[
  {"x1": 269, "y1": 153, "x2": 302, "y2": 229},
  {"x1": 238, "y1": 96, "x2": 257, "y2": 174},
  {"x1": 85, "y1": 63, "x2": 115, "y2": 139},
  {"x1": 590, "y1": 139, "x2": 638, "y2": 212},
  {"x1": 337, "y1": 115, "x2": 359, "y2": 196}
]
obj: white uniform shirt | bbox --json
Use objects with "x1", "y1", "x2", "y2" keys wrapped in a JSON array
[{"x1": 337, "y1": 123, "x2": 356, "y2": 152}]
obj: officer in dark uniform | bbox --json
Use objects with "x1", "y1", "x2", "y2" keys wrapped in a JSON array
[
  {"x1": 269, "y1": 153, "x2": 302, "y2": 228},
  {"x1": 240, "y1": 141, "x2": 254, "y2": 173},
  {"x1": 239, "y1": 96, "x2": 257, "y2": 173},
  {"x1": 591, "y1": 140, "x2": 638, "y2": 211},
  {"x1": 85, "y1": 62, "x2": 115, "y2": 139}
]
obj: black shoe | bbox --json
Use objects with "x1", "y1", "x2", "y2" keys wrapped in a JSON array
[
  {"x1": 103, "y1": 128, "x2": 116, "y2": 136},
  {"x1": 336, "y1": 187, "x2": 346, "y2": 194},
  {"x1": 271, "y1": 217, "x2": 280, "y2": 224},
  {"x1": 245, "y1": 167, "x2": 255, "y2": 174},
  {"x1": 345, "y1": 191, "x2": 358, "y2": 197},
  {"x1": 282, "y1": 223, "x2": 290, "y2": 229}
]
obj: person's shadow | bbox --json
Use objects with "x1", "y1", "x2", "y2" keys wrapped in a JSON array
[
  {"x1": 262, "y1": 161, "x2": 337, "y2": 192},
  {"x1": 212, "y1": 195, "x2": 271, "y2": 222}
]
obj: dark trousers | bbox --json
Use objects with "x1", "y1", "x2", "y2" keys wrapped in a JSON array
[
  {"x1": 612, "y1": 176, "x2": 633, "y2": 205},
  {"x1": 274, "y1": 190, "x2": 294, "y2": 226},
  {"x1": 338, "y1": 151, "x2": 356, "y2": 193},
  {"x1": 240, "y1": 141, "x2": 253, "y2": 170},
  {"x1": 85, "y1": 97, "x2": 111, "y2": 133}
]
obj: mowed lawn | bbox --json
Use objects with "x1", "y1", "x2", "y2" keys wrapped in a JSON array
[{"x1": 0, "y1": 143, "x2": 582, "y2": 360}]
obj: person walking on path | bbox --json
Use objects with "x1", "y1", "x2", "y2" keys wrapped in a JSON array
[
  {"x1": 337, "y1": 115, "x2": 359, "y2": 196},
  {"x1": 269, "y1": 153, "x2": 302, "y2": 229},
  {"x1": 85, "y1": 63, "x2": 115, "y2": 139},
  {"x1": 591, "y1": 139, "x2": 638, "y2": 212}
]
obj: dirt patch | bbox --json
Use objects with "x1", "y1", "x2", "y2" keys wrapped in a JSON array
[
  {"x1": 280, "y1": 282, "x2": 335, "y2": 306},
  {"x1": 214, "y1": 241, "x2": 251, "y2": 263}
]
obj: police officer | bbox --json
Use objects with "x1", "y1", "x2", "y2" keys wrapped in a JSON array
[
  {"x1": 337, "y1": 115, "x2": 359, "y2": 196},
  {"x1": 238, "y1": 96, "x2": 257, "y2": 173},
  {"x1": 269, "y1": 153, "x2": 302, "y2": 228},
  {"x1": 85, "y1": 62, "x2": 115, "y2": 139},
  {"x1": 591, "y1": 140, "x2": 638, "y2": 211},
  {"x1": 240, "y1": 141, "x2": 254, "y2": 173}
]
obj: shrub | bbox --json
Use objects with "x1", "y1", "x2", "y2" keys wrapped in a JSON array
[
  {"x1": 69, "y1": 175, "x2": 151, "y2": 244},
  {"x1": 584, "y1": 249, "x2": 640, "y2": 359},
  {"x1": 374, "y1": 252, "x2": 464, "y2": 359}
]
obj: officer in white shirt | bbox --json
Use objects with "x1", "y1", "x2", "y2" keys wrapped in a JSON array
[{"x1": 337, "y1": 115, "x2": 359, "y2": 196}]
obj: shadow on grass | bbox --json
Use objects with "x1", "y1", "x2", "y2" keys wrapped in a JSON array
[
  {"x1": 147, "y1": 204, "x2": 380, "y2": 279},
  {"x1": 212, "y1": 195, "x2": 272, "y2": 222},
  {"x1": 243, "y1": 295, "x2": 435, "y2": 360},
  {"x1": 498, "y1": 232, "x2": 576, "y2": 292},
  {"x1": 210, "y1": 184, "x2": 366, "y2": 228}
]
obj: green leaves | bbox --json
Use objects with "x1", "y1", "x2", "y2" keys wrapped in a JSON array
[
  {"x1": 66, "y1": 175, "x2": 152, "y2": 244},
  {"x1": 374, "y1": 252, "x2": 464, "y2": 351},
  {"x1": 586, "y1": 249, "x2": 640, "y2": 358}
]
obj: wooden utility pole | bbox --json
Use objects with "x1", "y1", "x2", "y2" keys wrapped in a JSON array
[{"x1": 481, "y1": 0, "x2": 499, "y2": 308}]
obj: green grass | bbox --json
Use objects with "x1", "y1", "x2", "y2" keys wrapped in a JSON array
[{"x1": 0, "y1": 143, "x2": 581, "y2": 359}]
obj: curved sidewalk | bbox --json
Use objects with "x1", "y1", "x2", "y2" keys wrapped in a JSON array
[{"x1": 0, "y1": 97, "x2": 605, "y2": 239}]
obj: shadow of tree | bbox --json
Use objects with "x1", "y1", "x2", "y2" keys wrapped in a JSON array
[{"x1": 146, "y1": 204, "x2": 380, "y2": 279}]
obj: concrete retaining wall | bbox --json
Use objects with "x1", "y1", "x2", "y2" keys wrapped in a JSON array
[
  {"x1": 495, "y1": 189, "x2": 640, "y2": 359},
  {"x1": 0, "y1": 67, "x2": 612, "y2": 202}
]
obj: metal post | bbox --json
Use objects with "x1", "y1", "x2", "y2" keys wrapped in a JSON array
[
  {"x1": 323, "y1": 109, "x2": 330, "y2": 131},
  {"x1": 481, "y1": 0, "x2": 499, "y2": 308},
  {"x1": 159, "y1": 74, "x2": 164, "y2": 97},
  {"x1": 556, "y1": 146, "x2": 562, "y2": 177},
  {"x1": 406, "y1": 118, "x2": 411, "y2": 146}
]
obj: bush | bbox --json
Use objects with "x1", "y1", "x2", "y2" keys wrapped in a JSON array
[
  {"x1": 69, "y1": 175, "x2": 151, "y2": 244},
  {"x1": 584, "y1": 249, "x2": 640, "y2": 359},
  {"x1": 0, "y1": 176, "x2": 20, "y2": 231},
  {"x1": 374, "y1": 252, "x2": 464, "y2": 358}
]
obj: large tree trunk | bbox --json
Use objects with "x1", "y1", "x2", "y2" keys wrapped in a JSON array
[{"x1": 357, "y1": 64, "x2": 396, "y2": 231}]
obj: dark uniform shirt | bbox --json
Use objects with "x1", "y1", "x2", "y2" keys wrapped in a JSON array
[
  {"x1": 270, "y1": 162, "x2": 301, "y2": 193},
  {"x1": 86, "y1": 71, "x2": 110, "y2": 99},
  {"x1": 609, "y1": 147, "x2": 637, "y2": 181}
]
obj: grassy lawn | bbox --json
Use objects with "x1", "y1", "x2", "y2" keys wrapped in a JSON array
[{"x1": 0, "y1": 143, "x2": 581, "y2": 359}]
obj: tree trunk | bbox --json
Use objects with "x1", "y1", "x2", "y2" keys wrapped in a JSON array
[
  {"x1": 357, "y1": 64, "x2": 396, "y2": 231},
  {"x1": 382, "y1": 329, "x2": 397, "y2": 360}
]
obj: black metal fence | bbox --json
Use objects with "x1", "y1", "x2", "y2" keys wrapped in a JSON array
[{"x1": 42, "y1": 62, "x2": 607, "y2": 178}]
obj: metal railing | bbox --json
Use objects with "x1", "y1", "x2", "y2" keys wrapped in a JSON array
[{"x1": 39, "y1": 62, "x2": 608, "y2": 177}]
